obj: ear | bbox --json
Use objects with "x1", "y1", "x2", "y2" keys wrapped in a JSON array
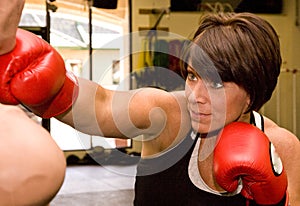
[{"x1": 243, "y1": 94, "x2": 251, "y2": 113}]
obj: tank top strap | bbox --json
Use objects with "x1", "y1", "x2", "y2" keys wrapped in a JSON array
[{"x1": 250, "y1": 111, "x2": 264, "y2": 132}]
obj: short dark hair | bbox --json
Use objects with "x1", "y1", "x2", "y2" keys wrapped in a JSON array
[{"x1": 182, "y1": 12, "x2": 281, "y2": 112}]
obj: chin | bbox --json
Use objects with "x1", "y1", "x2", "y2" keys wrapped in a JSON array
[
  {"x1": 191, "y1": 121, "x2": 208, "y2": 133},
  {"x1": 191, "y1": 121, "x2": 223, "y2": 137}
]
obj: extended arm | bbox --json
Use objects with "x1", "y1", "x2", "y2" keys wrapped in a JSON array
[
  {"x1": 57, "y1": 77, "x2": 181, "y2": 139},
  {"x1": 0, "y1": 28, "x2": 190, "y2": 153},
  {"x1": 265, "y1": 123, "x2": 300, "y2": 206}
]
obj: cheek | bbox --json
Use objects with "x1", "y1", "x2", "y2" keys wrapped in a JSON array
[
  {"x1": 185, "y1": 82, "x2": 193, "y2": 100},
  {"x1": 209, "y1": 90, "x2": 227, "y2": 112},
  {"x1": 233, "y1": 91, "x2": 250, "y2": 111},
  {"x1": 224, "y1": 92, "x2": 250, "y2": 119}
]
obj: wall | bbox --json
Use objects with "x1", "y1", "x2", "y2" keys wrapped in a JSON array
[{"x1": 255, "y1": 2, "x2": 300, "y2": 137}]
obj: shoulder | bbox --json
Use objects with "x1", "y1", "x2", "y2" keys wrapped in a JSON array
[
  {"x1": 263, "y1": 116, "x2": 300, "y2": 159},
  {"x1": 133, "y1": 88, "x2": 187, "y2": 107},
  {"x1": 263, "y1": 115, "x2": 300, "y2": 204},
  {"x1": 130, "y1": 88, "x2": 188, "y2": 123},
  {"x1": 263, "y1": 116, "x2": 299, "y2": 151},
  {"x1": 134, "y1": 89, "x2": 191, "y2": 155}
]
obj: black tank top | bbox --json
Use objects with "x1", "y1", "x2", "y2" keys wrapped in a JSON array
[{"x1": 134, "y1": 112, "x2": 285, "y2": 206}]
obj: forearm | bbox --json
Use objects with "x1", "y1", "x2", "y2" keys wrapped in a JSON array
[
  {"x1": 0, "y1": 0, "x2": 24, "y2": 54},
  {"x1": 57, "y1": 77, "x2": 104, "y2": 135},
  {"x1": 0, "y1": 35, "x2": 16, "y2": 55}
]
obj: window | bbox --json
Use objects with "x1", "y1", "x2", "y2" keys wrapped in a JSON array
[{"x1": 20, "y1": 1, "x2": 131, "y2": 150}]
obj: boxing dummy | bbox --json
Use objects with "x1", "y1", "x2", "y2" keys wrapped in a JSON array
[
  {"x1": 0, "y1": 104, "x2": 66, "y2": 205},
  {"x1": 214, "y1": 122, "x2": 288, "y2": 205},
  {"x1": 0, "y1": 28, "x2": 79, "y2": 118}
]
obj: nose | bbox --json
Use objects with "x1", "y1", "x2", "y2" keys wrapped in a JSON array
[{"x1": 186, "y1": 78, "x2": 210, "y2": 104}]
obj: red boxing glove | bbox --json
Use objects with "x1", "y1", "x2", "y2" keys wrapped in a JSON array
[
  {"x1": 0, "y1": 29, "x2": 79, "y2": 118},
  {"x1": 214, "y1": 122, "x2": 288, "y2": 205}
]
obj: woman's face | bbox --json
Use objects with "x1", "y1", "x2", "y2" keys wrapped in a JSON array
[{"x1": 185, "y1": 66, "x2": 250, "y2": 134}]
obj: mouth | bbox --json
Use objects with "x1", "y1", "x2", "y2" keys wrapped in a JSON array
[{"x1": 189, "y1": 110, "x2": 211, "y2": 122}]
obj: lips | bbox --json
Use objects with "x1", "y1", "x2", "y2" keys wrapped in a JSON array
[{"x1": 189, "y1": 109, "x2": 211, "y2": 122}]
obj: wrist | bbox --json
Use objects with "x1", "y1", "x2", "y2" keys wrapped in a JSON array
[{"x1": 0, "y1": 35, "x2": 16, "y2": 55}]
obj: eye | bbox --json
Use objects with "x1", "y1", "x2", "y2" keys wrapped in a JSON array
[
  {"x1": 187, "y1": 71, "x2": 198, "y2": 81},
  {"x1": 208, "y1": 81, "x2": 224, "y2": 89}
]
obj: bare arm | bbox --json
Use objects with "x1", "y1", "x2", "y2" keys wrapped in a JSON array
[
  {"x1": 265, "y1": 118, "x2": 300, "y2": 205},
  {"x1": 57, "y1": 77, "x2": 187, "y2": 140},
  {"x1": 0, "y1": 104, "x2": 66, "y2": 205},
  {"x1": 277, "y1": 130, "x2": 300, "y2": 206},
  {"x1": 0, "y1": 0, "x2": 24, "y2": 54}
]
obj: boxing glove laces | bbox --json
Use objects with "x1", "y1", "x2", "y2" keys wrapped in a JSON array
[
  {"x1": 214, "y1": 122, "x2": 288, "y2": 205},
  {"x1": 0, "y1": 29, "x2": 79, "y2": 118}
]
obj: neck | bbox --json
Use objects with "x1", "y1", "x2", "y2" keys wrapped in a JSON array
[{"x1": 236, "y1": 111, "x2": 252, "y2": 124}]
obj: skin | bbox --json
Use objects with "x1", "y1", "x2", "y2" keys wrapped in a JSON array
[
  {"x1": 185, "y1": 66, "x2": 250, "y2": 133},
  {"x1": 0, "y1": 104, "x2": 66, "y2": 205},
  {"x1": 0, "y1": 0, "x2": 24, "y2": 55},
  {"x1": 59, "y1": 65, "x2": 300, "y2": 204}
]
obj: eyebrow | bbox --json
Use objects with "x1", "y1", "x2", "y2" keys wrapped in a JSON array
[{"x1": 187, "y1": 66, "x2": 196, "y2": 73}]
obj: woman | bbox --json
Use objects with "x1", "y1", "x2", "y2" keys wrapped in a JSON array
[
  {"x1": 59, "y1": 12, "x2": 299, "y2": 205},
  {"x1": 1, "y1": 11, "x2": 299, "y2": 205}
]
